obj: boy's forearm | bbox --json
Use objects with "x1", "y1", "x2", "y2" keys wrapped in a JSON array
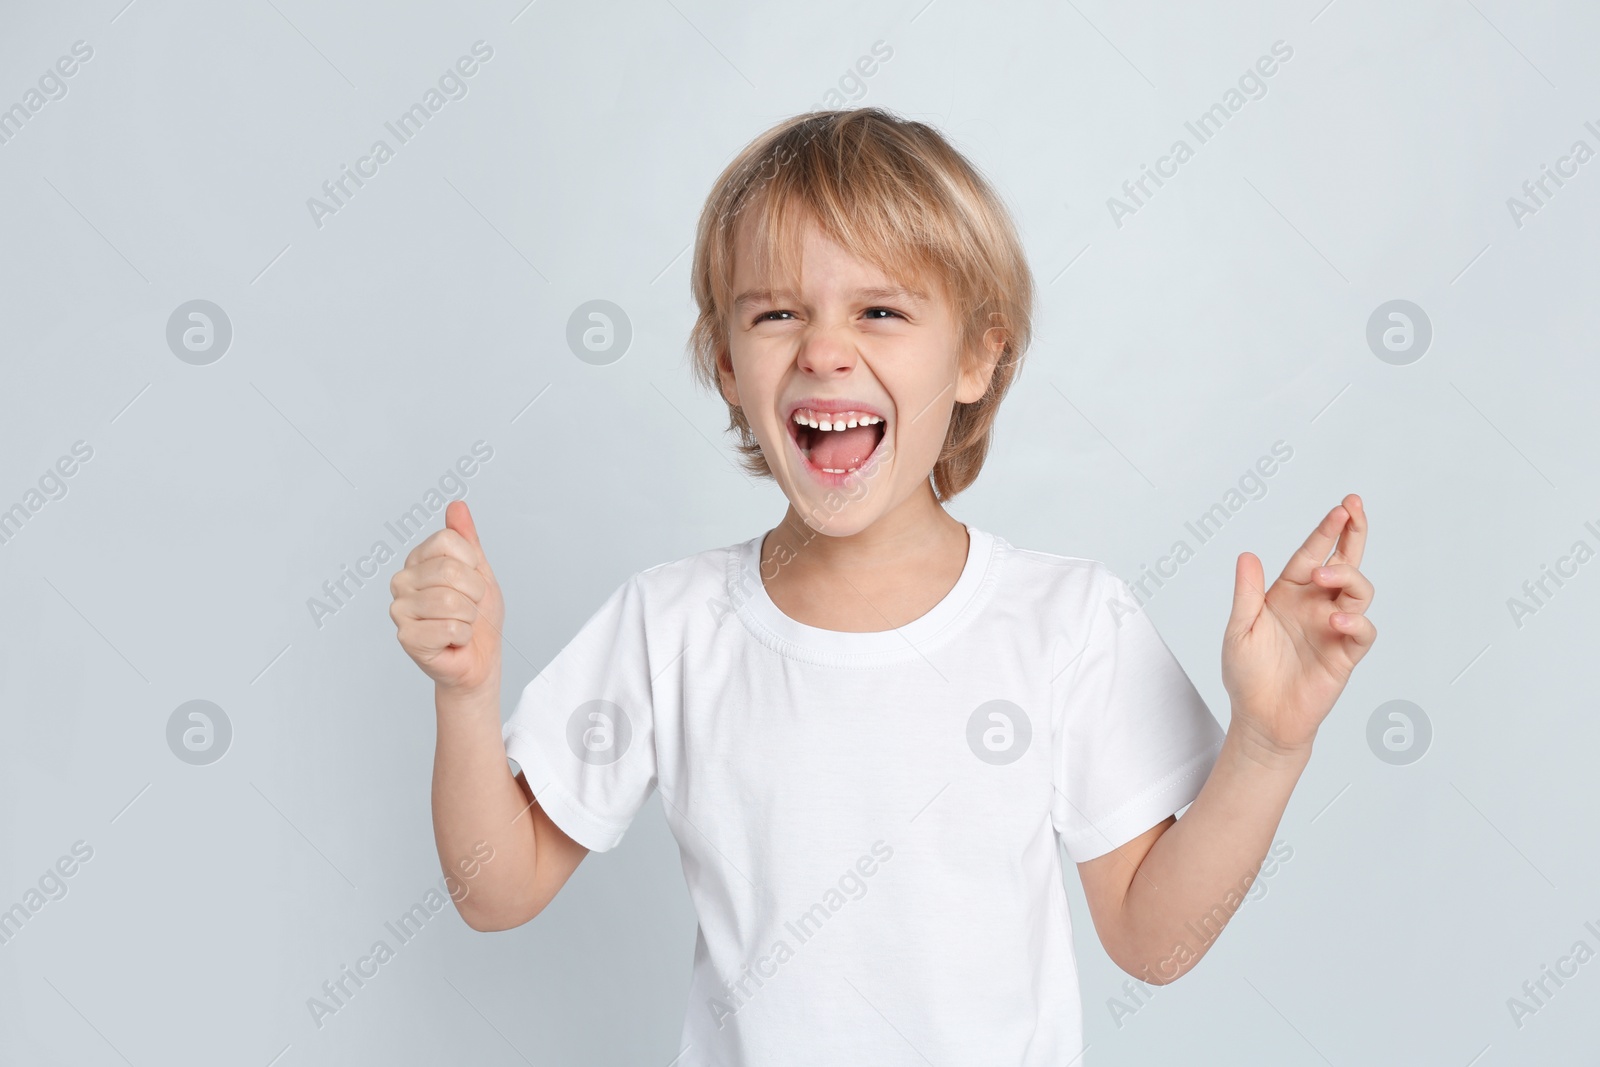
[
  {"x1": 1110, "y1": 715, "x2": 1310, "y2": 984},
  {"x1": 431, "y1": 672, "x2": 538, "y2": 928}
]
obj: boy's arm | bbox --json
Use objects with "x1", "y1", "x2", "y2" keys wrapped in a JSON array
[
  {"x1": 432, "y1": 678, "x2": 590, "y2": 931},
  {"x1": 1076, "y1": 721, "x2": 1308, "y2": 984},
  {"x1": 391, "y1": 499, "x2": 590, "y2": 931},
  {"x1": 1080, "y1": 494, "x2": 1374, "y2": 983}
]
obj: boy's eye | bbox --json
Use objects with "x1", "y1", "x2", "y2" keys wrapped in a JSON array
[{"x1": 754, "y1": 308, "x2": 904, "y2": 323}]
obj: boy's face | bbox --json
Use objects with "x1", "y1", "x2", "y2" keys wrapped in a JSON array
[{"x1": 717, "y1": 216, "x2": 1000, "y2": 536}]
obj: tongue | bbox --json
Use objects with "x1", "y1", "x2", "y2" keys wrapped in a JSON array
[{"x1": 810, "y1": 425, "x2": 879, "y2": 471}]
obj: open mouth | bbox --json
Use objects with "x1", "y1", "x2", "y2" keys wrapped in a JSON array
[{"x1": 787, "y1": 408, "x2": 889, "y2": 480}]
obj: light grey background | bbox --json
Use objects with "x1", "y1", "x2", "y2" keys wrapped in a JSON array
[{"x1": 2, "y1": 0, "x2": 1596, "y2": 1063}]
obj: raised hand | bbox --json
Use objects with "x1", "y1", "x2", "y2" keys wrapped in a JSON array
[
  {"x1": 389, "y1": 499, "x2": 505, "y2": 694},
  {"x1": 1221, "y1": 493, "x2": 1376, "y2": 756}
]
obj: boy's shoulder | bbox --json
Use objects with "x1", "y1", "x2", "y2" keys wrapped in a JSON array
[
  {"x1": 619, "y1": 532, "x2": 753, "y2": 602},
  {"x1": 991, "y1": 532, "x2": 1118, "y2": 597},
  {"x1": 989, "y1": 534, "x2": 1149, "y2": 645}
]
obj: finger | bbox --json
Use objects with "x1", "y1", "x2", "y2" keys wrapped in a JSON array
[
  {"x1": 1311, "y1": 562, "x2": 1374, "y2": 611},
  {"x1": 1225, "y1": 551, "x2": 1267, "y2": 641},
  {"x1": 1329, "y1": 611, "x2": 1376, "y2": 653},
  {"x1": 404, "y1": 586, "x2": 479, "y2": 625},
  {"x1": 1282, "y1": 502, "x2": 1352, "y2": 586},
  {"x1": 445, "y1": 500, "x2": 495, "y2": 578},
  {"x1": 1329, "y1": 493, "x2": 1367, "y2": 570},
  {"x1": 403, "y1": 617, "x2": 474, "y2": 657},
  {"x1": 403, "y1": 527, "x2": 480, "y2": 572},
  {"x1": 446, "y1": 499, "x2": 479, "y2": 544},
  {"x1": 396, "y1": 555, "x2": 489, "y2": 603}
]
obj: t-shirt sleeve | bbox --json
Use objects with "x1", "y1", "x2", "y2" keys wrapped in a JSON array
[
  {"x1": 500, "y1": 573, "x2": 657, "y2": 853},
  {"x1": 1051, "y1": 564, "x2": 1225, "y2": 864}
]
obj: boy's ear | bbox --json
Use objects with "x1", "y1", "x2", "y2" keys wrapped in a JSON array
[
  {"x1": 955, "y1": 319, "x2": 1007, "y2": 404},
  {"x1": 716, "y1": 345, "x2": 741, "y2": 409}
]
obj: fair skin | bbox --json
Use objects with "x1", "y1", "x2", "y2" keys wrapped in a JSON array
[
  {"x1": 715, "y1": 216, "x2": 1002, "y2": 632},
  {"x1": 388, "y1": 502, "x2": 586, "y2": 931},
  {"x1": 1079, "y1": 495, "x2": 1374, "y2": 983},
  {"x1": 390, "y1": 218, "x2": 1378, "y2": 982}
]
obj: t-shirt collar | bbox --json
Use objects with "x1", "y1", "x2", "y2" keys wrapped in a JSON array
[{"x1": 728, "y1": 523, "x2": 998, "y2": 663}]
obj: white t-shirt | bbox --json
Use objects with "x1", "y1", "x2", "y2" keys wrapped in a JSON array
[{"x1": 502, "y1": 523, "x2": 1225, "y2": 1065}]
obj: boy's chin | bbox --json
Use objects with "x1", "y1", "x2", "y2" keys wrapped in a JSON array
[
  {"x1": 793, "y1": 508, "x2": 875, "y2": 537},
  {"x1": 777, "y1": 479, "x2": 892, "y2": 538}
]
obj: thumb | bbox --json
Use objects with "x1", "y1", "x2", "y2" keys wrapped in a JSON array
[
  {"x1": 1226, "y1": 551, "x2": 1265, "y2": 642},
  {"x1": 445, "y1": 499, "x2": 490, "y2": 571}
]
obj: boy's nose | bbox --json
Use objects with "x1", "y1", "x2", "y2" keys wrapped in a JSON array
[{"x1": 795, "y1": 332, "x2": 858, "y2": 378}]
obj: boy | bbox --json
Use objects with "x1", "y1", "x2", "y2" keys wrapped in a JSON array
[{"x1": 389, "y1": 107, "x2": 1375, "y2": 1063}]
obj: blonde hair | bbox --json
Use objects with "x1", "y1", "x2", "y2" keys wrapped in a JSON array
[{"x1": 686, "y1": 107, "x2": 1035, "y2": 502}]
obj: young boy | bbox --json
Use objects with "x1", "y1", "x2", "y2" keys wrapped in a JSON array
[{"x1": 389, "y1": 107, "x2": 1375, "y2": 1064}]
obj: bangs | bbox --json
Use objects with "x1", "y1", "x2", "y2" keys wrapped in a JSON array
[{"x1": 714, "y1": 144, "x2": 951, "y2": 320}]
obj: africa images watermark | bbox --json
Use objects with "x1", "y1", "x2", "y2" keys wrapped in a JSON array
[
  {"x1": 809, "y1": 40, "x2": 893, "y2": 112},
  {"x1": 1505, "y1": 917, "x2": 1600, "y2": 1031},
  {"x1": 1106, "y1": 40, "x2": 1295, "y2": 229},
  {"x1": 1107, "y1": 839, "x2": 1294, "y2": 1028},
  {"x1": 0, "y1": 439, "x2": 94, "y2": 548},
  {"x1": 0, "y1": 39, "x2": 95, "y2": 148},
  {"x1": 1504, "y1": 118, "x2": 1600, "y2": 230},
  {"x1": 1107, "y1": 439, "x2": 1294, "y2": 627},
  {"x1": 717, "y1": 102, "x2": 842, "y2": 237},
  {"x1": 307, "y1": 440, "x2": 494, "y2": 630},
  {"x1": 1505, "y1": 517, "x2": 1600, "y2": 630},
  {"x1": 305, "y1": 40, "x2": 494, "y2": 230},
  {"x1": 306, "y1": 840, "x2": 495, "y2": 1029},
  {"x1": 706, "y1": 840, "x2": 895, "y2": 1029},
  {"x1": 0, "y1": 840, "x2": 95, "y2": 948}
]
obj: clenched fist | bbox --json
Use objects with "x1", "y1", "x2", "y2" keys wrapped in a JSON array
[{"x1": 390, "y1": 499, "x2": 505, "y2": 693}]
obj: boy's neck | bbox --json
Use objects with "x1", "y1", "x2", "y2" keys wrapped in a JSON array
[{"x1": 762, "y1": 483, "x2": 967, "y2": 581}]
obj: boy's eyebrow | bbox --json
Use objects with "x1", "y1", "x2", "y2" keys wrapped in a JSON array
[{"x1": 733, "y1": 285, "x2": 930, "y2": 310}]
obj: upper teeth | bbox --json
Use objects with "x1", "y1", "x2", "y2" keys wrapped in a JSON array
[{"x1": 792, "y1": 411, "x2": 883, "y2": 431}]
